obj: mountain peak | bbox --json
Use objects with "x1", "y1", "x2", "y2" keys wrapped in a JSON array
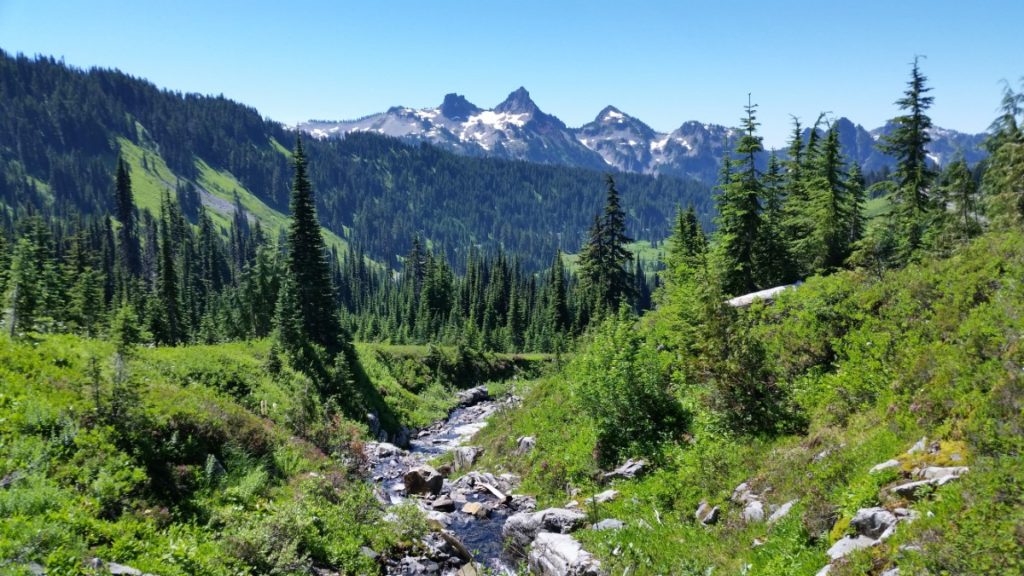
[
  {"x1": 439, "y1": 92, "x2": 480, "y2": 121},
  {"x1": 596, "y1": 105, "x2": 628, "y2": 123},
  {"x1": 495, "y1": 86, "x2": 538, "y2": 114}
]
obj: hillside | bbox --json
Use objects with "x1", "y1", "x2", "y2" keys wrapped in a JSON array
[
  {"x1": 471, "y1": 230, "x2": 1024, "y2": 575},
  {"x1": 0, "y1": 52, "x2": 711, "y2": 271},
  {"x1": 0, "y1": 334, "x2": 546, "y2": 575}
]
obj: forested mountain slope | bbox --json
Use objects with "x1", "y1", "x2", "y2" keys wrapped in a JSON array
[{"x1": 0, "y1": 52, "x2": 711, "y2": 271}]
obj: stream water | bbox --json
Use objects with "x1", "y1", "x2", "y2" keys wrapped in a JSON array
[{"x1": 367, "y1": 388, "x2": 524, "y2": 575}]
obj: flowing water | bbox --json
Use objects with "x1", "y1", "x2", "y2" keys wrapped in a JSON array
[{"x1": 368, "y1": 389, "x2": 522, "y2": 574}]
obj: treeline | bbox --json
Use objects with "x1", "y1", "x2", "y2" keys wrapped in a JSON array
[
  {"x1": 687, "y1": 59, "x2": 1002, "y2": 302},
  {"x1": 0, "y1": 50, "x2": 711, "y2": 272},
  {"x1": 0, "y1": 135, "x2": 652, "y2": 353}
]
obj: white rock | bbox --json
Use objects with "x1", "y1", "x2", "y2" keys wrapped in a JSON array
[
  {"x1": 743, "y1": 500, "x2": 765, "y2": 523},
  {"x1": 585, "y1": 489, "x2": 619, "y2": 505},
  {"x1": 528, "y1": 532, "x2": 603, "y2": 576},
  {"x1": 870, "y1": 459, "x2": 901, "y2": 473},
  {"x1": 850, "y1": 507, "x2": 898, "y2": 540},
  {"x1": 907, "y1": 436, "x2": 928, "y2": 454},
  {"x1": 827, "y1": 535, "x2": 877, "y2": 560},
  {"x1": 768, "y1": 500, "x2": 797, "y2": 524}
]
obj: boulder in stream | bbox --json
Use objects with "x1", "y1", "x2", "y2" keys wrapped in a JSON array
[
  {"x1": 453, "y1": 446, "x2": 480, "y2": 472},
  {"x1": 503, "y1": 508, "x2": 588, "y2": 550},
  {"x1": 404, "y1": 465, "x2": 444, "y2": 496},
  {"x1": 456, "y1": 386, "x2": 490, "y2": 407}
]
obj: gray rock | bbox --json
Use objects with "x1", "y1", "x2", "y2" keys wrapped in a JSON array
[
  {"x1": 404, "y1": 465, "x2": 444, "y2": 495},
  {"x1": 695, "y1": 500, "x2": 720, "y2": 525},
  {"x1": 361, "y1": 546, "x2": 379, "y2": 560},
  {"x1": 880, "y1": 569, "x2": 900, "y2": 576},
  {"x1": 585, "y1": 489, "x2": 619, "y2": 505},
  {"x1": 731, "y1": 482, "x2": 758, "y2": 505},
  {"x1": 743, "y1": 500, "x2": 765, "y2": 523},
  {"x1": 890, "y1": 479, "x2": 934, "y2": 498},
  {"x1": 814, "y1": 565, "x2": 832, "y2": 576},
  {"x1": 591, "y1": 519, "x2": 625, "y2": 531},
  {"x1": 891, "y1": 468, "x2": 967, "y2": 499},
  {"x1": 768, "y1": 500, "x2": 798, "y2": 524},
  {"x1": 528, "y1": 532, "x2": 604, "y2": 576},
  {"x1": 431, "y1": 496, "x2": 456, "y2": 512},
  {"x1": 870, "y1": 459, "x2": 901, "y2": 473},
  {"x1": 850, "y1": 507, "x2": 898, "y2": 539},
  {"x1": 367, "y1": 412, "x2": 380, "y2": 437},
  {"x1": 826, "y1": 535, "x2": 877, "y2": 560},
  {"x1": 502, "y1": 508, "x2": 588, "y2": 550},
  {"x1": 907, "y1": 436, "x2": 928, "y2": 454},
  {"x1": 452, "y1": 446, "x2": 480, "y2": 472},
  {"x1": 918, "y1": 466, "x2": 968, "y2": 480},
  {"x1": 373, "y1": 441, "x2": 405, "y2": 458},
  {"x1": 511, "y1": 494, "x2": 538, "y2": 512},
  {"x1": 456, "y1": 385, "x2": 490, "y2": 407},
  {"x1": 602, "y1": 458, "x2": 646, "y2": 481},
  {"x1": 516, "y1": 435, "x2": 537, "y2": 456}
]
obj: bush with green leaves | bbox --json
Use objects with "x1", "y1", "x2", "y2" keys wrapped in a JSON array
[{"x1": 570, "y1": 310, "x2": 690, "y2": 465}]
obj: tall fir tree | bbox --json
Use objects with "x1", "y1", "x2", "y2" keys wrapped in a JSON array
[
  {"x1": 156, "y1": 191, "x2": 182, "y2": 344},
  {"x1": 757, "y1": 152, "x2": 798, "y2": 285},
  {"x1": 114, "y1": 157, "x2": 141, "y2": 281},
  {"x1": 716, "y1": 97, "x2": 764, "y2": 295},
  {"x1": 276, "y1": 136, "x2": 345, "y2": 354},
  {"x1": 578, "y1": 175, "x2": 634, "y2": 317},
  {"x1": 879, "y1": 57, "x2": 935, "y2": 257}
]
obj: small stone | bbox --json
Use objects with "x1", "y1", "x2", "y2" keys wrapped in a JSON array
[
  {"x1": 462, "y1": 501, "x2": 489, "y2": 518},
  {"x1": 586, "y1": 489, "x2": 619, "y2": 505},
  {"x1": 917, "y1": 466, "x2": 968, "y2": 480},
  {"x1": 880, "y1": 569, "x2": 900, "y2": 576},
  {"x1": 907, "y1": 436, "x2": 928, "y2": 454},
  {"x1": 827, "y1": 535, "x2": 877, "y2": 560},
  {"x1": 516, "y1": 435, "x2": 537, "y2": 456},
  {"x1": 768, "y1": 500, "x2": 797, "y2": 524},
  {"x1": 457, "y1": 564, "x2": 482, "y2": 576},
  {"x1": 602, "y1": 458, "x2": 646, "y2": 480},
  {"x1": 743, "y1": 500, "x2": 765, "y2": 523},
  {"x1": 696, "y1": 500, "x2": 720, "y2": 525},
  {"x1": 870, "y1": 459, "x2": 901, "y2": 473},
  {"x1": 591, "y1": 518, "x2": 625, "y2": 531},
  {"x1": 850, "y1": 507, "x2": 898, "y2": 539},
  {"x1": 431, "y1": 496, "x2": 456, "y2": 512}
]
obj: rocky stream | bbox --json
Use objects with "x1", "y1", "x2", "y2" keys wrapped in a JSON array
[{"x1": 364, "y1": 386, "x2": 609, "y2": 576}]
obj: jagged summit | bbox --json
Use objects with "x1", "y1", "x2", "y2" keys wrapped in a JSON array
[
  {"x1": 495, "y1": 86, "x2": 538, "y2": 115},
  {"x1": 300, "y1": 90, "x2": 986, "y2": 184},
  {"x1": 439, "y1": 93, "x2": 480, "y2": 121}
]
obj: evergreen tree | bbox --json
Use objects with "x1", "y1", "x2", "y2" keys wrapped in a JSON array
[
  {"x1": 276, "y1": 136, "x2": 344, "y2": 354},
  {"x1": 114, "y1": 157, "x2": 141, "y2": 282},
  {"x1": 879, "y1": 57, "x2": 935, "y2": 256},
  {"x1": 578, "y1": 175, "x2": 634, "y2": 318},
  {"x1": 716, "y1": 97, "x2": 763, "y2": 295},
  {"x1": 5, "y1": 237, "x2": 41, "y2": 336},
  {"x1": 156, "y1": 191, "x2": 182, "y2": 344},
  {"x1": 757, "y1": 152, "x2": 798, "y2": 285},
  {"x1": 982, "y1": 79, "x2": 1024, "y2": 228}
]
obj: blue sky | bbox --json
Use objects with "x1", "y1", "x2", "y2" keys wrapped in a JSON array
[{"x1": 1, "y1": 0, "x2": 1021, "y2": 147}]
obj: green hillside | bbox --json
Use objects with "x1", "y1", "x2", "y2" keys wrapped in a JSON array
[{"x1": 474, "y1": 230, "x2": 1024, "y2": 575}]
